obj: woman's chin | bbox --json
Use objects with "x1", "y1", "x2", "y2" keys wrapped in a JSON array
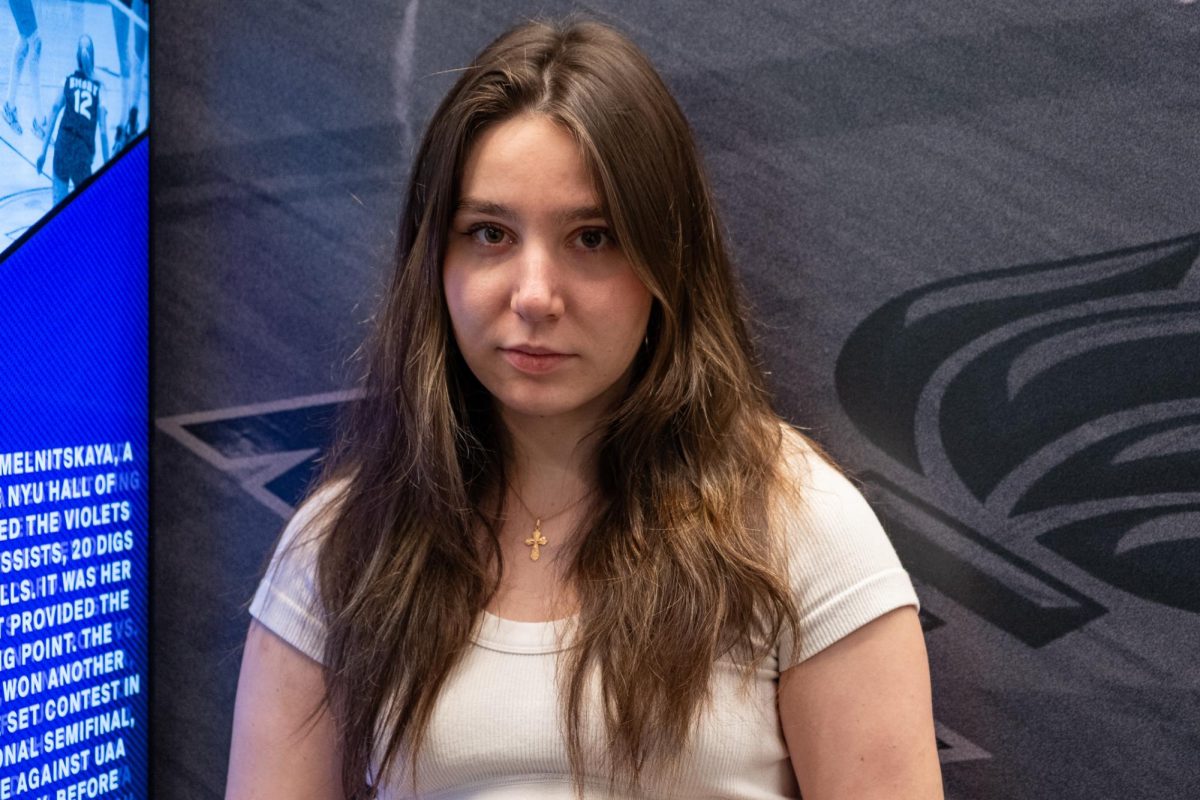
[{"x1": 493, "y1": 389, "x2": 607, "y2": 425}]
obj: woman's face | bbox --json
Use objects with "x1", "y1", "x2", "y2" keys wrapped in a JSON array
[{"x1": 443, "y1": 114, "x2": 653, "y2": 429}]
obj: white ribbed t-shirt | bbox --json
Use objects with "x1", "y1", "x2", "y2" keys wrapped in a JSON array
[{"x1": 249, "y1": 440, "x2": 919, "y2": 799}]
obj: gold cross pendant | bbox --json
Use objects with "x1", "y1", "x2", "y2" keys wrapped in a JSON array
[{"x1": 525, "y1": 518, "x2": 547, "y2": 561}]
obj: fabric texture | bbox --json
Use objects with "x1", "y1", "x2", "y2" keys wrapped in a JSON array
[{"x1": 249, "y1": 437, "x2": 919, "y2": 799}]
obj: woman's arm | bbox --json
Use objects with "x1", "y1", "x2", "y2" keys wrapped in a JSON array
[
  {"x1": 225, "y1": 620, "x2": 344, "y2": 800},
  {"x1": 778, "y1": 606, "x2": 943, "y2": 800}
]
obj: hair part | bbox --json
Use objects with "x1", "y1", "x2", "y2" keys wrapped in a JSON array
[{"x1": 310, "y1": 17, "x2": 800, "y2": 797}]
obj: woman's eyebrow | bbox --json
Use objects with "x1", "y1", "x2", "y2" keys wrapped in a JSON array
[
  {"x1": 455, "y1": 198, "x2": 515, "y2": 219},
  {"x1": 455, "y1": 197, "x2": 607, "y2": 223},
  {"x1": 559, "y1": 205, "x2": 607, "y2": 223}
]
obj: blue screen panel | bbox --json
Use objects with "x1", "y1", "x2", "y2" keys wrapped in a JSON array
[{"x1": 0, "y1": 138, "x2": 147, "y2": 800}]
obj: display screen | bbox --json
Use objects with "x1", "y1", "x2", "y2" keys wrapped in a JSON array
[
  {"x1": 0, "y1": 3, "x2": 148, "y2": 797},
  {"x1": 0, "y1": 140, "x2": 147, "y2": 800}
]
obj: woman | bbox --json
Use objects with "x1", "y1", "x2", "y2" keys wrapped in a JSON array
[
  {"x1": 227, "y1": 18, "x2": 942, "y2": 800},
  {"x1": 34, "y1": 35, "x2": 109, "y2": 205}
]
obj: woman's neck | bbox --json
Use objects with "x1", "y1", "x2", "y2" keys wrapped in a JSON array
[
  {"x1": 499, "y1": 407, "x2": 600, "y2": 519},
  {"x1": 482, "y1": 408, "x2": 598, "y2": 620}
]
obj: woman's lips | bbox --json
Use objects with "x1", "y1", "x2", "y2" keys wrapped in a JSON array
[{"x1": 501, "y1": 347, "x2": 572, "y2": 374}]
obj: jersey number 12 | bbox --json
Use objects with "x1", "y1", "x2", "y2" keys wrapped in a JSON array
[{"x1": 73, "y1": 89, "x2": 93, "y2": 119}]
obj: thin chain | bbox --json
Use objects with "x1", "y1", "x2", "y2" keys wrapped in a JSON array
[
  {"x1": 510, "y1": 479, "x2": 595, "y2": 525},
  {"x1": 511, "y1": 479, "x2": 595, "y2": 562}
]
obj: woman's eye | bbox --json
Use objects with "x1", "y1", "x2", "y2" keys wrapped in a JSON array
[
  {"x1": 468, "y1": 224, "x2": 508, "y2": 246},
  {"x1": 576, "y1": 228, "x2": 611, "y2": 250}
]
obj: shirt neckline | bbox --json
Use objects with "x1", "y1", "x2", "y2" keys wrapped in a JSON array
[{"x1": 473, "y1": 610, "x2": 575, "y2": 654}]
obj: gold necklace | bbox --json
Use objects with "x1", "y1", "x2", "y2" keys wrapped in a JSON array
[{"x1": 511, "y1": 483, "x2": 594, "y2": 562}]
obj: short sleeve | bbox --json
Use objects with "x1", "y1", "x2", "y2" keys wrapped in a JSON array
[
  {"x1": 247, "y1": 482, "x2": 344, "y2": 664},
  {"x1": 775, "y1": 439, "x2": 919, "y2": 670}
]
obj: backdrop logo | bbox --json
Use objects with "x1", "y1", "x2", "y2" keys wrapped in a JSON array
[
  {"x1": 835, "y1": 233, "x2": 1200, "y2": 643},
  {"x1": 157, "y1": 390, "x2": 361, "y2": 518}
]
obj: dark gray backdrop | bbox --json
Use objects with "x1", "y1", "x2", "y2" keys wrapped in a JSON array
[{"x1": 154, "y1": 1, "x2": 1200, "y2": 798}]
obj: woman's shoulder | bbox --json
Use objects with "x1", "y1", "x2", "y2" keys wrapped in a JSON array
[
  {"x1": 774, "y1": 424, "x2": 864, "y2": 512},
  {"x1": 247, "y1": 478, "x2": 351, "y2": 663},
  {"x1": 264, "y1": 477, "x2": 354, "y2": 592},
  {"x1": 771, "y1": 422, "x2": 895, "y2": 557},
  {"x1": 771, "y1": 424, "x2": 920, "y2": 667},
  {"x1": 281, "y1": 478, "x2": 352, "y2": 549}
]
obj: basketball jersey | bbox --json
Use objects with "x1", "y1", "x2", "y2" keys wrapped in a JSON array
[{"x1": 59, "y1": 71, "x2": 101, "y2": 149}]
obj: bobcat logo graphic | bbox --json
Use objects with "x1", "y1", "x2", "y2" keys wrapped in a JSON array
[{"x1": 835, "y1": 233, "x2": 1200, "y2": 640}]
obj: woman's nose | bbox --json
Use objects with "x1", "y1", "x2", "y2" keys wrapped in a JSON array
[{"x1": 510, "y1": 243, "x2": 564, "y2": 322}]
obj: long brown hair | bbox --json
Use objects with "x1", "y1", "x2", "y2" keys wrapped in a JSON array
[{"x1": 312, "y1": 17, "x2": 800, "y2": 797}]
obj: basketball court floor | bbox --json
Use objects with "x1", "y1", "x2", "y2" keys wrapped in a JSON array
[{"x1": 0, "y1": 0, "x2": 147, "y2": 255}]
